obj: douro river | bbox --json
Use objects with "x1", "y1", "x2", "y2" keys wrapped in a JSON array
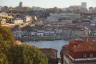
[{"x1": 25, "y1": 40, "x2": 68, "y2": 58}]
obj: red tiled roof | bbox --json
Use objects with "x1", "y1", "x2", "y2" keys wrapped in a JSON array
[
  {"x1": 15, "y1": 41, "x2": 37, "y2": 48},
  {"x1": 61, "y1": 37, "x2": 96, "y2": 58},
  {"x1": 15, "y1": 41, "x2": 22, "y2": 45}
]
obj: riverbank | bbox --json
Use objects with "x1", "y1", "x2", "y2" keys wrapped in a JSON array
[{"x1": 16, "y1": 37, "x2": 69, "y2": 42}]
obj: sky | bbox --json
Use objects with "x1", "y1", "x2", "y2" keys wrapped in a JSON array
[{"x1": 0, "y1": 0, "x2": 96, "y2": 8}]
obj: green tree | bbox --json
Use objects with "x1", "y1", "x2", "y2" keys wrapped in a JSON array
[
  {"x1": 0, "y1": 26, "x2": 48, "y2": 64},
  {"x1": 9, "y1": 44, "x2": 48, "y2": 64},
  {"x1": 0, "y1": 26, "x2": 15, "y2": 54},
  {"x1": 0, "y1": 26, "x2": 15, "y2": 42},
  {"x1": 0, "y1": 26, "x2": 15, "y2": 64},
  {"x1": 0, "y1": 53, "x2": 9, "y2": 64}
]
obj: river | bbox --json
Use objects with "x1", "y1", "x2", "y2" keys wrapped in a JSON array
[{"x1": 25, "y1": 40, "x2": 68, "y2": 58}]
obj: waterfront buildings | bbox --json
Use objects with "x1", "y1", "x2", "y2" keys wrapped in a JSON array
[
  {"x1": 12, "y1": 25, "x2": 62, "y2": 41},
  {"x1": 61, "y1": 38, "x2": 96, "y2": 64}
]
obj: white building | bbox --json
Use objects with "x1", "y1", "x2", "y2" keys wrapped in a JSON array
[
  {"x1": 14, "y1": 18, "x2": 24, "y2": 24},
  {"x1": 1, "y1": 19, "x2": 7, "y2": 24},
  {"x1": 25, "y1": 16, "x2": 32, "y2": 22},
  {"x1": 0, "y1": 12, "x2": 9, "y2": 17}
]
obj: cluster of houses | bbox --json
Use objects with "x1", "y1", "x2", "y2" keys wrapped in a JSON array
[
  {"x1": 12, "y1": 22, "x2": 96, "y2": 41},
  {"x1": 0, "y1": 11, "x2": 96, "y2": 41},
  {"x1": 0, "y1": 12, "x2": 44, "y2": 27},
  {"x1": 11, "y1": 19, "x2": 96, "y2": 41}
]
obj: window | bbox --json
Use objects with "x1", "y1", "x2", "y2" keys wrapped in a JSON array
[
  {"x1": 83, "y1": 54, "x2": 87, "y2": 58},
  {"x1": 90, "y1": 53, "x2": 93, "y2": 57}
]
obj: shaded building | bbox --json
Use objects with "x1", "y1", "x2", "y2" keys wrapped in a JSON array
[{"x1": 40, "y1": 48, "x2": 58, "y2": 64}]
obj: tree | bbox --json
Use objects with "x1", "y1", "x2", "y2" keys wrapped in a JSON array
[
  {"x1": 0, "y1": 26, "x2": 48, "y2": 64},
  {"x1": 0, "y1": 26, "x2": 15, "y2": 43},
  {"x1": 0, "y1": 26, "x2": 15, "y2": 54},
  {"x1": 9, "y1": 44, "x2": 48, "y2": 64},
  {"x1": 0, "y1": 26, "x2": 15, "y2": 64},
  {"x1": 0, "y1": 53, "x2": 9, "y2": 64}
]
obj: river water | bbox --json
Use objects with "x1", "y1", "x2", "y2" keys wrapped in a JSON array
[{"x1": 25, "y1": 40, "x2": 68, "y2": 58}]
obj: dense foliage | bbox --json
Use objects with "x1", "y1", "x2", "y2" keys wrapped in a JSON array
[
  {"x1": 9, "y1": 44, "x2": 48, "y2": 64},
  {"x1": 0, "y1": 27, "x2": 15, "y2": 42},
  {"x1": 0, "y1": 26, "x2": 48, "y2": 64},
  {"x1": 0, "y1": 53, "x2": 9, "y2": 64}
]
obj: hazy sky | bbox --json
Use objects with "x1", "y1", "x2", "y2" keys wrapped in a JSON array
[{"x1": 0, "y1": 0, "x2": 96, "y2": 8}]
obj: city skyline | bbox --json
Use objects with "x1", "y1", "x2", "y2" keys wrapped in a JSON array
[{"x1": 0, "y1": 0, "x2": 96, "y2": 8}]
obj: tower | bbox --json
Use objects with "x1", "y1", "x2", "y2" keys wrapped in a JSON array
[
  {"x1": 19, "y1": 2, "x2": 23, "y2": 7},
  {"x1": 81, "y1": 2, "x2": 87, "y2": 8}
]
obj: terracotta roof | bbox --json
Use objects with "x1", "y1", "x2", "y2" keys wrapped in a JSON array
[
  {"x1": 15, "y1": 41, "x2": 37, "y2": 48},
  {"x1": 15, "y1": 40, "x2": 22, "y2": 45},
  {"x1": 61, "y1": 37, "x2": 96, "y2": 58}
]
